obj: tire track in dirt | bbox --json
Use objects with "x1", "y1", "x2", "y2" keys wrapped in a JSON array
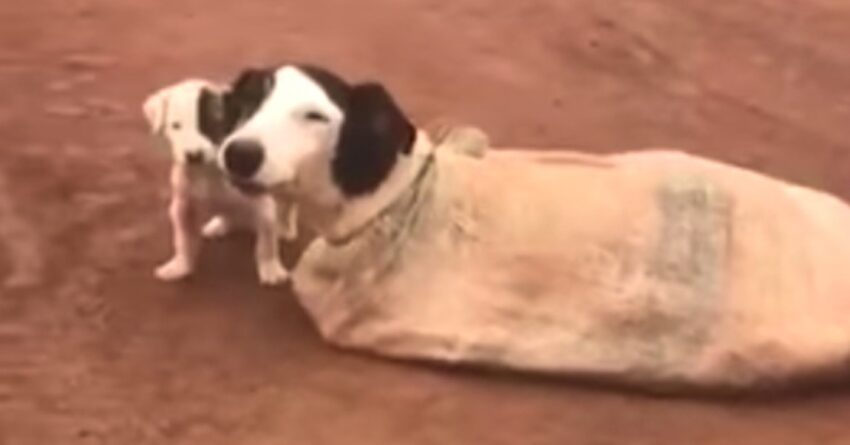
[
  {"x1": 0, "y1": 136, "x2": 169, "y2": 442},
  {"x1": 0, "y1": 172, "x2": 44, "y2": 289},
  {"x1": 0, "y1": 167, "x2": 94, "y2": 443},
  {"x1": 0, "y1": 170, "x2": 48, "y2": 428}
]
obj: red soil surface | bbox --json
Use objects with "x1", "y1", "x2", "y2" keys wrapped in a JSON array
[{"x1": 1, "y1": 0, "x2": 850, "y2": 443}]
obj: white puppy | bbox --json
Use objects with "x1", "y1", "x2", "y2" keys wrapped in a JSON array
[{"x1": 142, "y1": 78, "x2": 297, "y2": 285}]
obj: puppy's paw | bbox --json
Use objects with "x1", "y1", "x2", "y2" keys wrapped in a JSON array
[
  {"x1": 155, "y1": 257, "x2": 193, "y2": 281},
  {"x1": 201, "y1": 216, "x2": 231, "y2": 239},
  {"x1": 257, "y1": 260, "x2": 289, "y2": 286}
]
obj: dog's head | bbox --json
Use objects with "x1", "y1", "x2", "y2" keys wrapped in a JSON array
[
  {"x1": 142, "y1": 79, "x2": 234, "y2": 165},
  {"x1": 218, "y1": 65, "x2": 416, "y2": 199}
]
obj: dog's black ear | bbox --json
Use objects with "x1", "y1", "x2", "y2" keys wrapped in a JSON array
[
  {"x1": 332, "y1": 82, "x2": 416, "y2": 197},
  {"x1": 225, "y1": 67, "x2": 276, "y2": 125},
  {"x1": 197, "y1": 87, "x2": 230, "y2": 145},
  {"x1": 231, "y1": 67, "x2": 275, "y2": 97}
]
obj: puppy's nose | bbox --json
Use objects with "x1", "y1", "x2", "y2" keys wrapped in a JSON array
[
  {"x1": 185, "y1": 151, "x2": 204, "y2": 165},
  {"x1": 223, "y1": 139, "x2": 264, "y2": 178}
]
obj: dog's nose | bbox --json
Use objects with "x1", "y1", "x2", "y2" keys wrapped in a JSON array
[
  {"x1": 223, "y1": 139, "x2": 264, "y2": 178},
  {"x1": 185, "y1": 151, "x2": 204, "y2": 165}
]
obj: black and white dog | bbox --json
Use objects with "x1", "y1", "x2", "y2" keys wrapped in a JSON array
[
  {"x1": 142, "y1": 78, "x2": 297, "y2": 285},
  {"x1": 211, "y1": 65, "x2": 850, "y2": 391},
  {"x1": 217, "y1": 65, "x2": 425, "y2": 243}
]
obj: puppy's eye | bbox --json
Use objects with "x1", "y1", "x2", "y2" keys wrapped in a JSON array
[
  {"x1": 171, "y1": 122, "x2": 182, "y2": 130},
  {"x1": 304, "y1": 111, "x2": 329, "y2": 123}
]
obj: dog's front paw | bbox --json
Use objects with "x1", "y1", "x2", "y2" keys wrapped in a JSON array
[
  {"x1": 155, "y1": 257, "x2": 193, "y2": 281},
  {"x1": 201, "y1": 216, "x2": 231, "y2": 239},
  {"x1": 257, "y1": 260, "x2": 289, "y2": 286}
]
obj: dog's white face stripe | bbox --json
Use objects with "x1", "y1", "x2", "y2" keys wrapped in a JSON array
[{"x1": 224, "y1": 67, "x2": 344, "y2": 188}]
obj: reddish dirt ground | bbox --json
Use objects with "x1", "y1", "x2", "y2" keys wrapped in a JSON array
[{"x1": 2, "y1": 0, "x2": 850, "y2": 443}]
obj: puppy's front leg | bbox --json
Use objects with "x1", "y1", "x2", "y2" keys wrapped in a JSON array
[
  {"x1": 279, "y1": 201, "x2": 299, "y2": 241},
  {"x1": 254, "y1": 195, "x2": 288, "y2": 286},
  {"x1": 155, "y1": 165, "x2": 201, "y2": 281}
]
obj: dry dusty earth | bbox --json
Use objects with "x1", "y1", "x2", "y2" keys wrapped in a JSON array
[{"x1": 2, "y1": 0, "x2": 850, "y2": 443}]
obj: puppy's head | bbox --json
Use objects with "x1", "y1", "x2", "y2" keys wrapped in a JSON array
[
  {"x1": 142, "y1": 79, "x2": 233, "y2": 165},
  {"x1": 218, "y1": 65, "x2": 415, "y2": 198}
]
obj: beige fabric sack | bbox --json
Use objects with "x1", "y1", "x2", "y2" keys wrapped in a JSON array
[{"x1": 291, "y1": 130, "x2": 850, "y2": 392}]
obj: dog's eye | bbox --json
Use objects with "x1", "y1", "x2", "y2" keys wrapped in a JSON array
[
  {"x1": 171, "y1": 122, "x2": 182, "y2": 130},
  {"x1": 304, "y1": 111, "x2": 329, "y2": 123}
]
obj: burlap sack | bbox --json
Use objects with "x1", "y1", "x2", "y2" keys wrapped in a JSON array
[{"x1": 291, "y1": 134, "x2": 850, "y2": 392}]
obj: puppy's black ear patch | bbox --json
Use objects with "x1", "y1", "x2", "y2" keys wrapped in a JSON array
[
  {"x1": 225, "y1": 67, "x2": 276, "y2": 126},
  {"x1": 197, "y1": 87, "x2": 230, "y2": 145},
  {"x1": 333, "y1": 82, "x2": 415, "y2": 197}
]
